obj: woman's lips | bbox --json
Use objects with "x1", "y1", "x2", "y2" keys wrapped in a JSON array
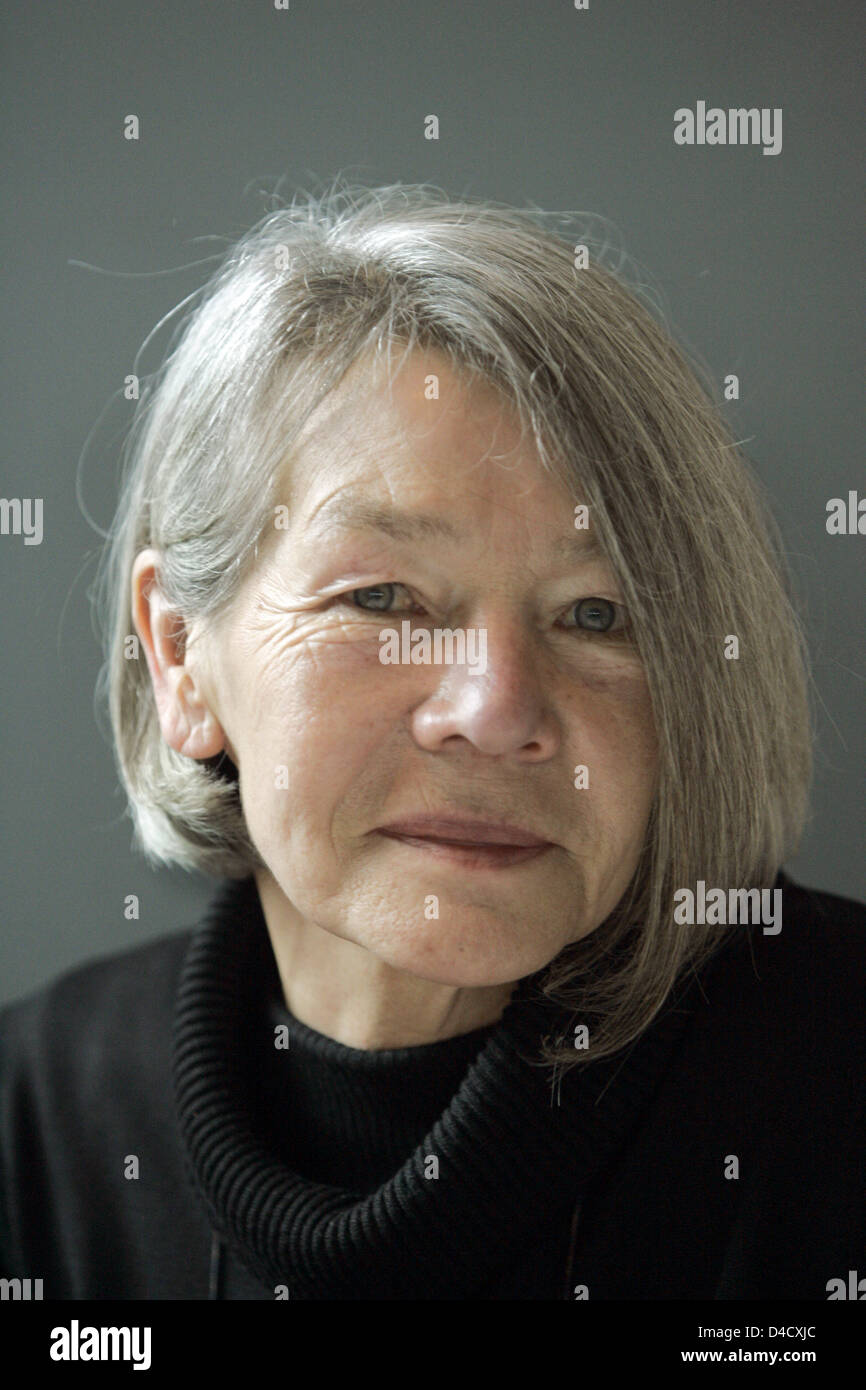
[{"x1": 375, "y1": 817, "x2": 555, "y2": 868}]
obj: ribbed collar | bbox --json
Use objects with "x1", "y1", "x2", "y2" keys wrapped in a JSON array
[
  {"x1": 172, "y1": 875, "x2": 700, "y2": 1300},
  {"x1": 258, "y1": 987, "x2": 497, "y2": 1194}
]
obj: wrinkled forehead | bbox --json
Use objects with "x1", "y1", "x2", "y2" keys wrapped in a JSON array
[
  {"x1": 275, "y1": 345, "x2": 581, "y2": 529},
  {"x1": 291, "y1": 345, "x2": 522, "y2": 464}
]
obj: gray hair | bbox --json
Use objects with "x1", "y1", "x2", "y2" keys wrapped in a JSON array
[{"x1": 93, "y1": 179, "x2": 812, "y2": 1070}]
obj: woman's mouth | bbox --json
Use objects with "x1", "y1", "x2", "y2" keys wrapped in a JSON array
[{"x1": 375, "y1": 817, "x2": 555, "y2": 868}]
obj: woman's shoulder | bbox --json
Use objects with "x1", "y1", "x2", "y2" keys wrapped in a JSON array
[
  {"x1": 776, "y1": 870, "x2": 866, "y2": 925},
  {"x1": 689, "y1": 872, "x2": 866, "y2": 1063},
  {"x1": 0, "y1": 918, "x2": 206, "y2": 1281},
  {"x1": 0, "y1": 923, "x2": 196, "y2": 1086},
  {"x1": 749, "y1": 872, "x2": 866, "y2": 979}
]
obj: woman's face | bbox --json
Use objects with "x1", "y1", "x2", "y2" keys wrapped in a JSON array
[{"x1": 187, "y1": 347, "x2": 658, "y2": 987}]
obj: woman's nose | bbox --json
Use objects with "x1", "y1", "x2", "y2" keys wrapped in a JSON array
[{"x1": 408, "y1": 616, "x2": 561, "y2": 760}]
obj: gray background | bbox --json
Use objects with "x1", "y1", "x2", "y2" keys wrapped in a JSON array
[{"x1": 1, "y1": 0, "x2": 862, "y2": 1005}]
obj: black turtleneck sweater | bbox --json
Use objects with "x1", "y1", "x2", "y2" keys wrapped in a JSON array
[
  {"x1": 0, "y1": 871, "x2": 863, "y2": 1300},
  {"x1": 257, "y1": 987, "x2": 497, "y2": 1196}
]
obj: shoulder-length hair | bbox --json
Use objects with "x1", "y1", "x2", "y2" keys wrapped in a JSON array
[{"x1": 93, "y1": 180, "x2": 811, "y2": 1073}]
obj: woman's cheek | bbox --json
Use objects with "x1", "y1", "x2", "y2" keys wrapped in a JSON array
[{"x1": 238, "y1": 640, "x2": 410, "y2": 790}]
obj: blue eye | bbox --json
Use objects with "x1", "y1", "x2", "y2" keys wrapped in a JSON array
[
  {"x1": 346, "y1": 586, "x2": 627, "y2": 633},
  {"x1": 567, "y1": 597, "x2": 623, "y2": 633},
  {"x1": 350, "y1": 584, "x2": 400, "y2": 612}
]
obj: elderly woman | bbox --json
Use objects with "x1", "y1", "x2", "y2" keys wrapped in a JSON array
[{"x1": 1, "y1": 184, "x2": 863, "y2": 1303}]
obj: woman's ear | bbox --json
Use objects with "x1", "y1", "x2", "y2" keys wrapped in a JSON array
[{"x1": 130, "y1": 549, "x2": 227, "y2": 760}]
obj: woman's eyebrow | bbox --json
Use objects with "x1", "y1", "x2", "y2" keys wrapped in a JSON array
[
  {"x1": 307, "y1": 494, "x2": 466, "y2": 545},
  {"x1": 549, "y1": 531, "x2": 605, "y2": 562},
  {"x1": 308, "y1": 493, "x2": 605, "y2": 561}
]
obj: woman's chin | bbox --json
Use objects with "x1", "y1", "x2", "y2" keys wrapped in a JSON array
[{"x1": 342, "y1": 912, "x2": 572, "y2": 989}]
